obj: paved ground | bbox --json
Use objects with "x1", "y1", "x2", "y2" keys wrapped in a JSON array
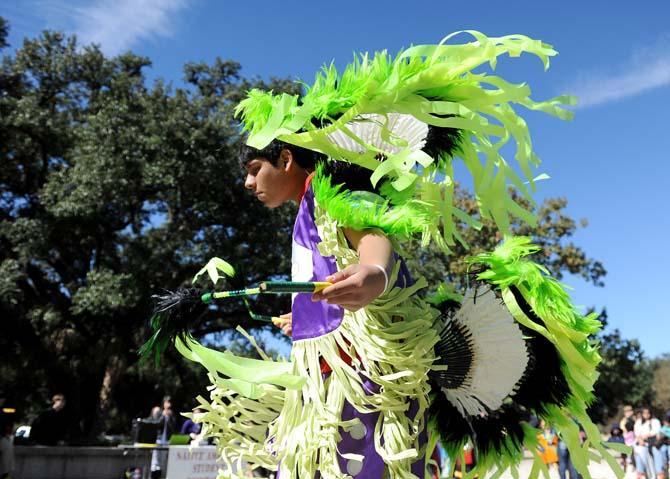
[{"x1": 493, "y1": 459, "x2": 635, "y2": 479}]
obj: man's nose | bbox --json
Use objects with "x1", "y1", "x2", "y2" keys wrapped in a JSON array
[{"x1": 244, "y1": 174, "x2": 255, "y2": 190}]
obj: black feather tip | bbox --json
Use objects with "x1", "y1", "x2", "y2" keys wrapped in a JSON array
[
  {"x1": 139, "y1": 287, "x2": 208, "y2": 364},
  {"x1": 422, "y1": 122, "x2": 463, "y2": 163}
]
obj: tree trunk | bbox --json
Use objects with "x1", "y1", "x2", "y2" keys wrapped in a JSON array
[{"x1": 88, "y1": 354, "x2": 126, "y2": 442}]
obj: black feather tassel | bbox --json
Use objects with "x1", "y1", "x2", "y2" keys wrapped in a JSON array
[
  {"x1": 422, "y1": 121, "x2": 463, "y2": 161},
  {"x1": 139, "y1": 288, "x2": 208, "y2": 364}
]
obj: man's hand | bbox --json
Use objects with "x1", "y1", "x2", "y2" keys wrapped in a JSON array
[
  {"x1": 311, "y1": 264, "x2": 387, "y2": 311},
  {"x1": 272, "y1": 312, "x2": 292, "y2": 337}
]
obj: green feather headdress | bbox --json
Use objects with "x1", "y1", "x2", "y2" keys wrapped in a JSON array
[{"x1": 235, "y1": 31, "x2": 575, "y2": 252}]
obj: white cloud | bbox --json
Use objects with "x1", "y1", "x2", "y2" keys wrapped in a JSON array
[
  {"x1": 566, "y1": 36, "x2": 670, "y2": 108},
  {"x1": 33, "y1": 0, "x2": 190, "y2": 55}
]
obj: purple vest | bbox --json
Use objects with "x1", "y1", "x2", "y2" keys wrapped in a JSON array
[{"x1": 291, "y1": 186, "x2": 413, "y2": 341}]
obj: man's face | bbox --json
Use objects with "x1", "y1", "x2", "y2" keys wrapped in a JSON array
[
  {"x1": 52, "y1": 395, "x2": 65, "y2": 411},
  {"x1": 244, "y1": 157, "x2": 293, "y2": 208}
]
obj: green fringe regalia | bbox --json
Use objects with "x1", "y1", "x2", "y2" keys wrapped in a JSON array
[{"x1": 153, "y1": 31, "x2": 622, "y2": 479}]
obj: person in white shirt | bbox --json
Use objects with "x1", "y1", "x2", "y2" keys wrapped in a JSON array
[{"x1": 634, "y1": 408, "x2": 668, "y2": 479}]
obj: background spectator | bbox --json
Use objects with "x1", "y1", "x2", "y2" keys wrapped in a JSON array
[
  {"x1": 0, "y1": 414, "x2": 14, "y2": 479},
  {"x1": 30, "y1": 394, "x2": 69, "y2": 446},
  {"x1": 180, "y1": 407, "x2": 203, "y2": 443},
  {"x1": 660, "y1": 412, "x2": 670, "y2": 439},
  {"x1": 150, "y1": 396, "x2": 177, "y2": 479},
  {"x1": 537, "y1": 420, "x2": 559, "y2": 468},
  {"x1": 621, "y1": 405, "x2": 636, "y2": 432},
  {"x1": 634, "y1": 407, "x2": 667, "y2": 479},
  {"x1": 609, "y1": 424, "x2": 627, "y2": 471},
  {"x1": 624, "y1": 416, "x2": 638, "y2": 472}
]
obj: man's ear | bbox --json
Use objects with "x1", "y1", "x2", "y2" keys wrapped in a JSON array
[{"x1": 279, "y1": 149, "x2": 293, "y2": 171}]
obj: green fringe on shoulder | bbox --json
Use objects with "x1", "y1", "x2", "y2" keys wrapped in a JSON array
[
  {"x1": 311, "y1": 164, "x2": 480, "y2": 251},
  {"x1": 311, "y1": 165, "x2": 432, "y2": 239}
]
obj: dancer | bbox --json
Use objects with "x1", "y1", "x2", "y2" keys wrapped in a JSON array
[{"x1": 145, "y1": 31, "x2": 618, "y2": 479}]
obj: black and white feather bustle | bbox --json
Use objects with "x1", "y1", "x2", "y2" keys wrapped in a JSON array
[
  {"x1": 430, "y1": 287, "x2": 529, "y2": 416},
  {"x1": 428, "y1": 283, "x2": 573, "y2": 460}
]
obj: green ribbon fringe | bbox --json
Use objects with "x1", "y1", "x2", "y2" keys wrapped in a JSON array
[
  {"x1": 311, "y1": 165, "x2": 435, "y2": 241},
  {"x1": 236, "y1": 31, "x2": 576, "y2": 253}
]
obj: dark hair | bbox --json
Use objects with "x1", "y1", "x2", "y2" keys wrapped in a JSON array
[
  {"x1": 239, "y1": 139, "x2": 380, "y2": 193},
  {"x1": 238, "y1": 140, "x2": 324, "y2": 170}
]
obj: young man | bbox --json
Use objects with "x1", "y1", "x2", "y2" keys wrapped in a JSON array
[{"x1": 239, "y1": 140, "x2": 433, "y2": 478}]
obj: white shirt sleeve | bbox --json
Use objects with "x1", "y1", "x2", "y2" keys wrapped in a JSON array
[{"x1": 650, "y1": 418, "x2": 661, "y2": 436}]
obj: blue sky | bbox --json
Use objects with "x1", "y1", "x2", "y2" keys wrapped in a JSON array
[{"x1": 3, "y1": 0, "x2": 669, "y2": 357}]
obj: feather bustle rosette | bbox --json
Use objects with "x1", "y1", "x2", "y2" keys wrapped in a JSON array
[
  {"x1": 433, "y1": 287, "x2": 529, "y2": 417},
  {"x1": 427, "y1": 237, "x2": 615, "y2": 478}
]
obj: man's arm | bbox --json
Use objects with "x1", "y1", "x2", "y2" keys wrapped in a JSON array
[{"x1": 311, "y1": 228, "x2": 394, "y2": 311}]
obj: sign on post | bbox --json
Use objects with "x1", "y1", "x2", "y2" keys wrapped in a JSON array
[{"x1": 166, "y1": 445, "x2": 241, "y2": 479}]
